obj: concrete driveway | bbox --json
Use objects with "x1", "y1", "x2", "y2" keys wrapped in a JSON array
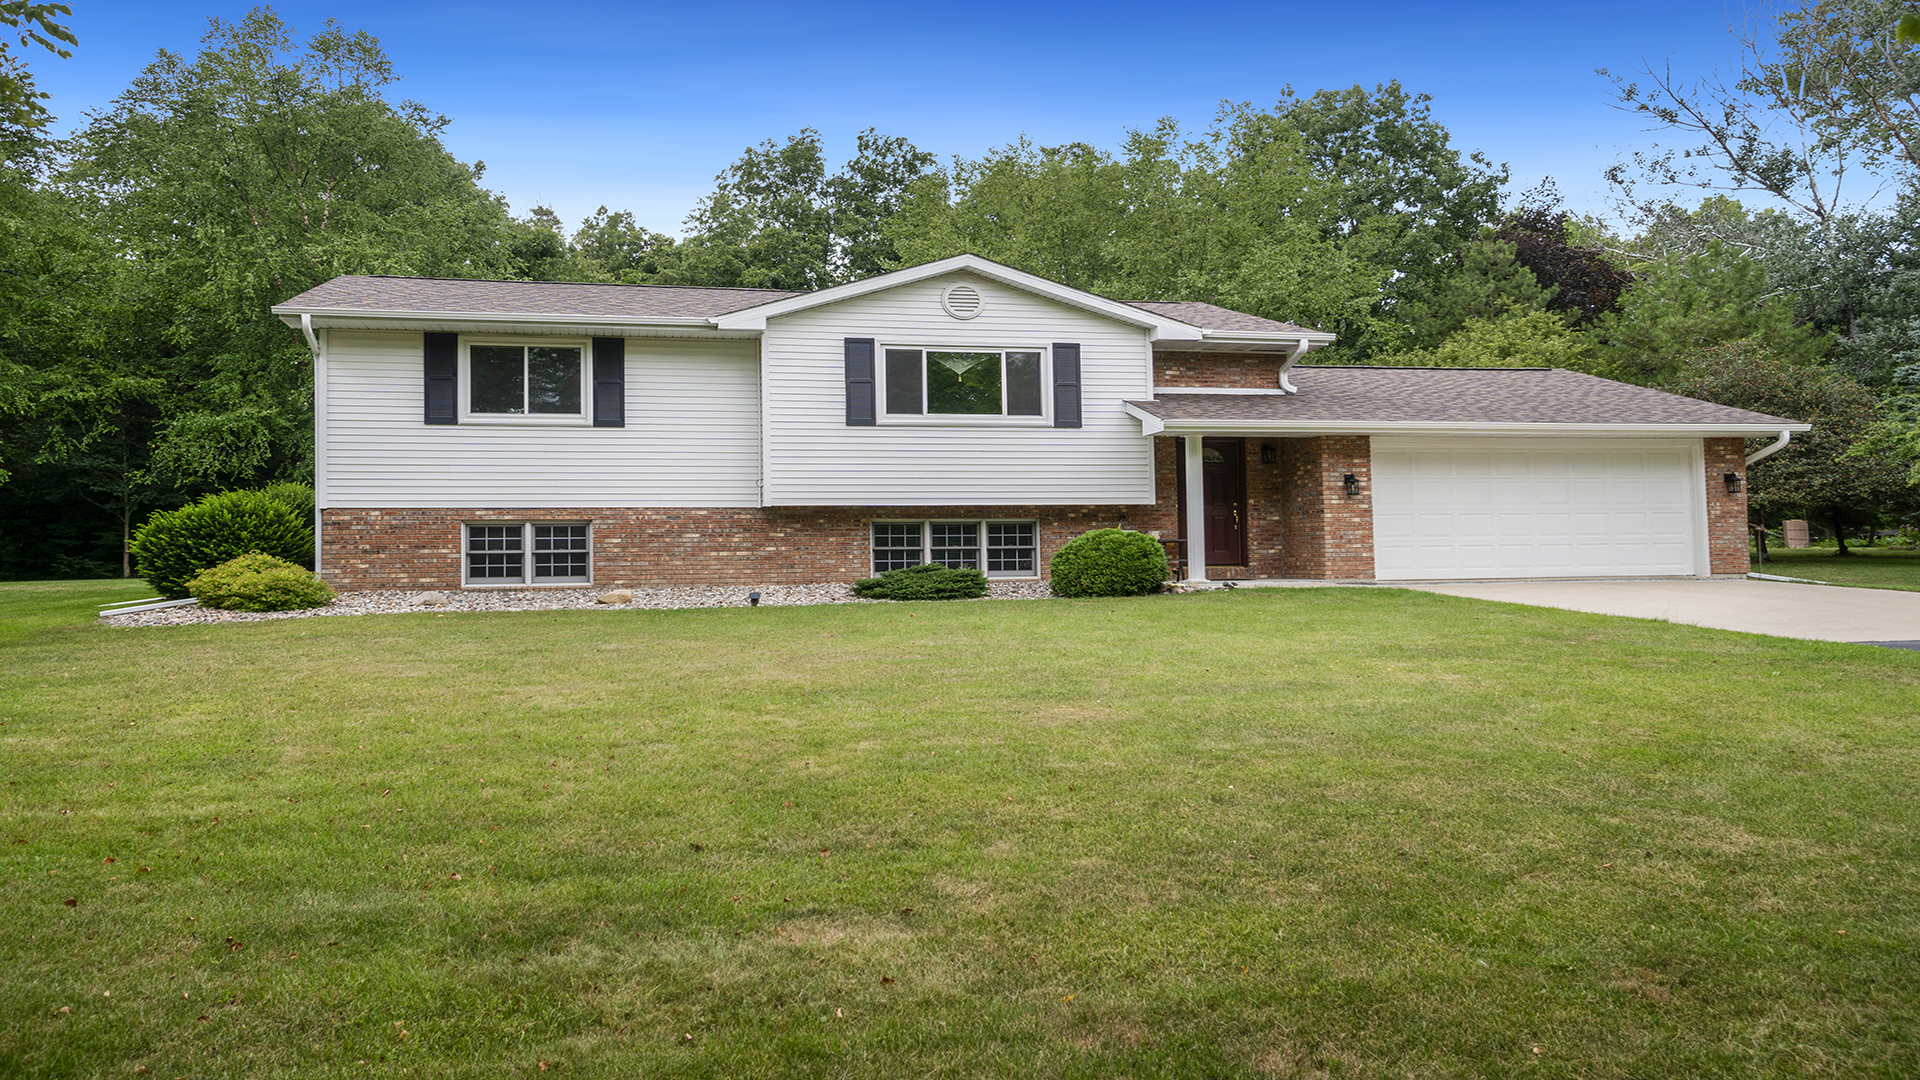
[{"x1": 1399, "y1": 578, "x2": 1920, "y2": 648}]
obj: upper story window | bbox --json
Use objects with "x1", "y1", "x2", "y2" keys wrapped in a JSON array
[
  {"x1": 884, "y1": 347, "x2": 1044, "y2": 418},
  {"x1": 463, "y1": 340, "x2": 588, "y2": 421}
]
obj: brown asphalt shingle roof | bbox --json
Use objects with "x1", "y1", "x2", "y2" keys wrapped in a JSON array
[
  {"x1": 1129, "y1": 367, "x2": 1802, "y2": 426},
  {"x1": 275, "y1": 275, "x2": 802, "y2": 319},
  {"x1": 1124, "y1": 301, "x2": 1320, "y2": 336},
  {"x1": 276, "y1": 275, "x2": 1326, "y2": 336}
]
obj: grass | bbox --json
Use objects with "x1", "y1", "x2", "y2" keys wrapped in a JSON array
[
  {"x1": 1752, "y1": 546, "x2": 1920, "y2": 592},
  {"x1": 2, "y1": 580, "x2": 1917, "y2": 1078}
]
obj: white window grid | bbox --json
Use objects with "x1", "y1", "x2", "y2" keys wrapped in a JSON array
[
  {"x1": 464, "y1": 523, "x2": 592, "y2": 585},
  {"x1": 870, "y1": 519, "x2": 1038, "y2": 579}
]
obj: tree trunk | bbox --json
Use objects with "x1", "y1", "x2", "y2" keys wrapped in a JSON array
[
  {"x1": 121, "y1": 507, "x2": 132, "y2": 578},
  {"x1": 1831, "y1": 508, "x2": 1850, "y2": 556},
  {"x1": 1755, "y1": 520, "x2": 1769, "y2": 564}
]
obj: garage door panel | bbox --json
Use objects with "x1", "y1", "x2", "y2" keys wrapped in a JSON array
[{"x1": 1373, "y1": 440, "x2": 1701, "y2": 580}]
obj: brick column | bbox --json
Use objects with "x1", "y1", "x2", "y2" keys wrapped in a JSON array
[
  {"x1": 1703, "y1": 437, "x2": 1750, "y2": 575},
  {"x1": 1279, "y1": 435, "x2": 1376, "y2": 580}
]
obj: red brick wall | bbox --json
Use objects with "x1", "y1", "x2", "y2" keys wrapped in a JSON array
[
  {"x1": 1277, "y1": 435, "x2": 1376, "y2": 580},
  {"x1": 321, "y1": 505, "x2": 1164, "y2": 591},
  {"x1": 1152, "y1": 351, "x2": 1290, "y2": 389},
  {"x1": 1146, "y1": 436, "x2": 1289, "y2": 579},
  {"x1": 323, "y1": 437, "x2": 1313, "y2": 591},
  {"x1": 1703, "y1": 437, "x2": 1750, "y2": 575}
]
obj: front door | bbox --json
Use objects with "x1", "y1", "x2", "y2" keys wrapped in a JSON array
[{"x1": 1202, "y1": 437, "x2": 1247, "y2": 566}]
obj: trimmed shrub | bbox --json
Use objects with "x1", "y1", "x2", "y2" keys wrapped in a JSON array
[
  {"x1": 852, "y1": 563, "x2": 988, "y2": 601},
  {"x1": 257, "y1": 482, "x2": 316, "y2": 524},
  {"x1": 1049, "y1": 528, "x2": 1168, "y2": 598},
  {"x1": 130, "y1": 487, "x2": 315, "y2": 599},
  {"x1": 187, "y1": 552, "x2": 335, "y2": 612}
]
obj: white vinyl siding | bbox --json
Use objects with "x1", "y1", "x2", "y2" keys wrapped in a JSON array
[
  {"x1": 1371, "y1": 437, "x2": 1707, "y2": 580},
  {"x1": 321, "y1": 331, "x2": 760, "y2": 508},
  {"x1": 761, "y1": 273, "x2": 1157, "y2": 506}
]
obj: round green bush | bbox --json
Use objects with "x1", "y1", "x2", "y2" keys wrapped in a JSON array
[
  {"x1": 186, "y1": 552, "x2": 335, "y2": 612},
  {"x1": 1048, "y1": 528, "x2": 1169, "y2": 598},
  {"x1": 852, "y1": 563, "x2": 988, "y2": 601},
  {"x1": 130, "y1": 486, "x2": 315, "y2": 599}
]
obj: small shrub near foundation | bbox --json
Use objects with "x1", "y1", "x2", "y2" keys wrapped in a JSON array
[
  {"x1": 130, "y1": 486, "x2": 315, "y2": 598},
  {"x1": 852, "y1": 563, "x2": 988, "y2": 601},
  {"x1": 1049, "y1": 528, "x2": 1168, "y2": 598},
  {"x1": 187, "y1": 552, "x2": 336, "y2": 612}
]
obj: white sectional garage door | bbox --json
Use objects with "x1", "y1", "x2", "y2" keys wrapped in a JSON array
[{"x1": 1371, "y1": 438, "x2": 1703, "y2": 580}]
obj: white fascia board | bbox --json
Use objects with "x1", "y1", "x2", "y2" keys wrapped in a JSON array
[
  {"x1": 272, "y1": 308, "x2": 718, "y2": 332},
  {"x1": 709, "y1": 254, "x2": 1206, "y2": 341},
  {"x1": 1135, "y1": 416, "x2": 1813, "y2": 438}
]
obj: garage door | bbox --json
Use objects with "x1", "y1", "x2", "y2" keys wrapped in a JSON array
[{"x1": 1371, "y1": 439, "x2": 1703, "y2": 580}]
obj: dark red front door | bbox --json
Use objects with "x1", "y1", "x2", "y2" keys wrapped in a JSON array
[{"x1": 1202, "y1": 437, "x2": 1247, "y2": 566}]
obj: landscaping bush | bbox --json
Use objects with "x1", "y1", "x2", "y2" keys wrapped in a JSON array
[
  {"x1": 186, "y1": 552, "x2": 335, "y2": 612},
  {"x1": 1049, "y1": 528, "x2": 1168, "y2": 597},
  {"x1": 257, "y1": 482, "x2": 316, "y2": 524},
  {"x1": 130, "y1": 487, "x2": 315, "y2": 598},
  {"x1": 852, "y1": 563, "x2": 988, "y2": 601}
]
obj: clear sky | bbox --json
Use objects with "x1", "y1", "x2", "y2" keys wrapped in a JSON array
[{"x1": 32, "y1": 1, "x2": 1749, "y2": 235}]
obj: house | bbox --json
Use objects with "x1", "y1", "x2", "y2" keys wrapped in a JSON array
[{"x1": 270, "y1": 254, "x2": 1808, "y2": 590}]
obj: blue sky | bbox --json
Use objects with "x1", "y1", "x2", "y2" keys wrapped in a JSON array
[{"x1": 34, "y1": 1, "x2": 1747, "y2": 235}]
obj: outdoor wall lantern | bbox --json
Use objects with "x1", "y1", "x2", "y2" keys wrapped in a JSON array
[
  {"x1": 1343, "y1": 473, "x2": 1360, "y2": 497},
  {"x1": 1724, "y1": 472, "x2": 1743, "y2": 494},
  {"x1": 1260, "y1": 443, "x2": 1277, "y2": 464}
]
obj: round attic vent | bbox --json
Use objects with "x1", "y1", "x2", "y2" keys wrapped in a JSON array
[{"x1": 942, "y1": 282, "x2": 984, "y2": 320}]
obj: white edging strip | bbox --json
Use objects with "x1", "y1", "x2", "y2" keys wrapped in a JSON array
[
  {"x1": 1747, "y1": 572, "x2": 1834, "y2": 586},
  {"x1": 100, "y1": 598, "x2": 201, "y2": 616}
]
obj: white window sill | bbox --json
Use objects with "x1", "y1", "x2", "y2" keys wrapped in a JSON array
[
  {"x1": 877, "y1": 416, "x2": 1055, "y2": 428},
  {"x1": 457, "y1": 415, "x2": 592, "y2": 427},
  {"x1": 461, "y1": 581, "x2": 594, "y2": 589}
]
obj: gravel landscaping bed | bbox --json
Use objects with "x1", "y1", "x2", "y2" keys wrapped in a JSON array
[{"x1": 100, "y1": 579, "x2": 1057, "y2": 627}]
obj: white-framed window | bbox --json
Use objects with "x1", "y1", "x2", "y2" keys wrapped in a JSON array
[
  {"x1": 870, "y1": 519, "x2": 1038, "y2": 578},
  {"x1": 464, "y1": 523, "x2": 592, "y2": 585},
  {"x1": 882, "y1": 346, "x2": 1047, "y2": 420},
  {"x1": 460, "y1": 337, "x2": 591, "y2": 423}
]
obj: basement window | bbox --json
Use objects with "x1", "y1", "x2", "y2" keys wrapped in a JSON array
[
  {"x1": 464, "y1": 523, "x2": 591, "y2": 585},
  {"x1": 869, "y1": 519, "x2": 1037, "y2": 578}
]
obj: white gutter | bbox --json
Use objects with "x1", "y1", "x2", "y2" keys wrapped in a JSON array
[
  {"x1": 1744, "y1": 429, "x2": 1794, "y2": 466},
  {"x1": 272, "y1": 307, "x2": 716, "y2": 330},
  {"x1": 1120, "y1": 408, "x2": 1813, "y2": 440},
  {"x1": 1276, "y1": 338, "x2": 1312, "y2": 394}
]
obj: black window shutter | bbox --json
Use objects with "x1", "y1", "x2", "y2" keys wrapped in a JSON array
[
  {"x1": 845, "y1": 338, "x2": 876, "y2": 425},
  {"x1": 1052, "y1": 343, "x2": 1082, "y2": 428},
  {"x1": 592, "y1": 337, "x2": 625, "y2": 427},
  {"x1": 424, "y1": 332, "x2": 458, "y2": 425}
]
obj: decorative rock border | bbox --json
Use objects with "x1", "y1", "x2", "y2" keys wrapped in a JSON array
[{"x1": 99, "y1": 580, "x2": 1056, "y2": 627}]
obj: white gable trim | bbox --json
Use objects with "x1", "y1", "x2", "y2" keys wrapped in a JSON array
[{"x1": 710, "y1": 254, "x2": 1206, "y2": 341}]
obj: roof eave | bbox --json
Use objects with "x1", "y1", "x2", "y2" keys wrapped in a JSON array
[
  {"x1": 1199, "y1": 329, "x2": 1338, "y2": 345},
  {"x1": 272, "y1": 307, "x2": 722, "y2": 331}
]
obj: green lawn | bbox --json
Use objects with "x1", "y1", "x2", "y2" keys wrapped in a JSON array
[
  {"x1": 2, "y1": 581, "x2": 1917, "y2": 1078},
  {"x1": 1752, "y1": 546, "x2": 1920, "y2": 592}
]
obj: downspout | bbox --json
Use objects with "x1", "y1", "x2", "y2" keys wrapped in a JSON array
[
  {"x1": 302, "y1": 313, "x2": 324, "y2": 574},
  {"x1": 1745, "y1": 429, "x2": 1793, "y2": 467},
  {"x1": 1276, "y1": 338, "x2": 1311, "y2": 394},
  {"x1": 300, "y1": 313, "x2": 321, "y2": 360}
]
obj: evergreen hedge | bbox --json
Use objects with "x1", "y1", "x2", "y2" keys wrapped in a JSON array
[{"x1": 852, "y1": 563, "x2": 988, "y2": 601}]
